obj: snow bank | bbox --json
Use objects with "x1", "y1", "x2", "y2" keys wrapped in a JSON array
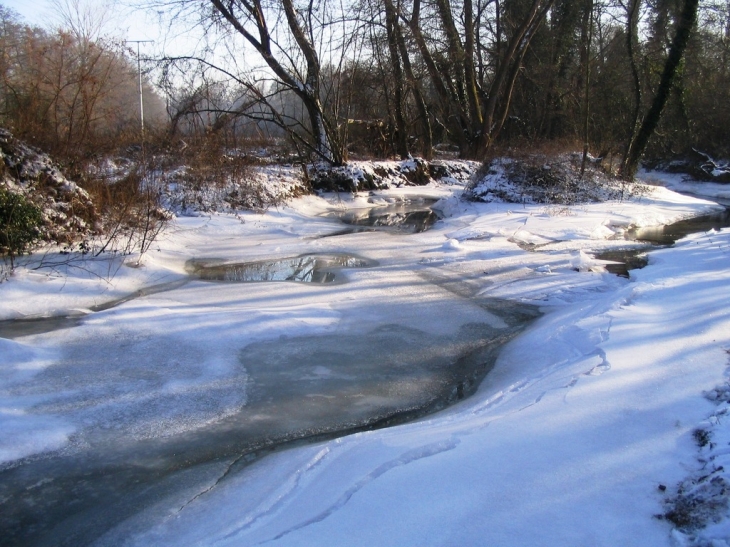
[
  {"x1": 466, "y1": 154, "x2": 650, "y2": 205},
  {"x1": 643, "y1": 170, "x2": 730, "y2": 206},
  {"x1": 308, "y1": 159, "x2": 477, "y2": 192},
  {"x1": 0, "y1": 128, "x2": 97, "y2": 244}
]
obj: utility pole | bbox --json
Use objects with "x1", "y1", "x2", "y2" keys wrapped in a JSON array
[{"x1": 127, "y1": 40, "x2": 154, "y2": 137}]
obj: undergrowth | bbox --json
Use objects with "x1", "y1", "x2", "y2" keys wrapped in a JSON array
[{"x1": 0, "y1": 186, "x2": 42, "y2": 268}]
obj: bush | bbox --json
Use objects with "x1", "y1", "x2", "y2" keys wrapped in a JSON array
[{"x1": 0, "y1": 187, "x2": 43, "y2": 266}]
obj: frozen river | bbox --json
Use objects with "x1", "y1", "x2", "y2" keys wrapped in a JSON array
[
  {"x1": 0, "y1": 198, "x2": 540, "y2": 546},
  {"x1": 2, "y1": 181, "x2": 729, "y2": 547}
]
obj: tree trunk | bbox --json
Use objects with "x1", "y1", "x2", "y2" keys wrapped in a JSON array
[
  {"x1": 392, "y1": 2, "x2": 432, "y2": 158},
  {"x1": 209, "y1": 0, "x2": 341, "y2": 164},
  {"x1": 579, "y1": 0, "x2": 594, "y2": 177},
  {"x1": 478, "y1": 0, "x2": 555, "y2": 155},
  {"x1": 624, "y1": 0, "x2": 643, "y2": 153},
  {"x1": 406, "y1": 0, "x2": 469, "y2": 151},
  {"x1": 384, "y1": 0, "x2": 409, "y2": 159},
  {"x1": 621, "y1": 0, "x2": 699, "y2": 179}
]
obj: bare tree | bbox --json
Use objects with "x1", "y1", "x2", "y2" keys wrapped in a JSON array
[
  {"x1": 0, "y1": 7, "x2": 157, "y2": 163},
  {"x1": 384, "y1": 0, "x2": 409, "y2": 159},
  {"x1": 621, "y1": 0, "x2": 643, "y2": 155},
  {"x1": 621, "y1": 0, "x2": 699, "y2": 178},
  {"x1": 49, "y1": 0, "x2": 115, "y2": 43},
  {"x1": 579, "y1": 0, "x2": 594, "y2": 175},
  {"x1": 195, "y1": 0, "x2": 348, "y2": 164},
  {"x1": 401, "y1": 0, "x2": 556, "y2": 158}
]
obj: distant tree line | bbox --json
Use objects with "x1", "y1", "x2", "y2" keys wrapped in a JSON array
[
  {"x1": 1, "y1": 0, "x2": 728, "y2": 177},
  {"x1": 156, "y1": 0, "x2": 726, "y2": 175},
  {"x1": 0, "y1": 4, "x2": 164, "y2": 172}
]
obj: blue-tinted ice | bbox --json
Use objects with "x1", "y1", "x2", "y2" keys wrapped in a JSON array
[{"x1": 0, "y1": 282, "x2": 538, "y2": 546}]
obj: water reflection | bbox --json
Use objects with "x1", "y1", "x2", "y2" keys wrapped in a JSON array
[
  {"x1": 626, "y1": 208, "x2": 730, "y2": 245},
  {"x1": 189, "y1": 254, "x2": 376, "y2": 284},
  {"x1": 0, "y1": 314, "x2": 84, "y2": 339},
  {"x1": 588, "y1": 208, "x2": 730, "y2": 278},
  {"x1": 594, "y1": 249, "x2": 650, "y2": 278},
  {"x1": 340, "y1": 209, "x2": 439, "y2": 233},
  {"x1": 330, "y1": 199, "x2": 441, "y2": 234}
]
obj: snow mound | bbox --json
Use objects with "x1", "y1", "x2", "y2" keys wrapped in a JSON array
[
  {"x1": 442, "y1": 238, "x2": 462, "y2": 251},
  {"x1": 159, "y1": 163, "x2": 308, "y2": 215},
  {"x1": 570, "y1": 250, "x2": 618, "y2": 273},
  {"x1": 0, "y1": 128, "x2": 97, "y2": 244},
  {"x1": 464, "y1": 154, "x2": 651, "y2": 205},
  {"x1": 308, "y1": 159, "x2": 478, "y2": 192}
]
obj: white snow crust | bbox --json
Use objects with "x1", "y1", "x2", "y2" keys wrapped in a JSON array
[
  {"x1": 643, "y1": 169, "x2": 730, "y2": 206},
  {"x1": 2, "y1": 171, "x2": 730, "y2": 545}
]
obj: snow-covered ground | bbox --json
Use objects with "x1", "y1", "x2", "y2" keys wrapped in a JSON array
[
  {"x1": 1, "y1": 172, "x2": 729, "y2": 546},
  {"x1": 643, "y1": 169, "x2": 730, "y2": 207}
]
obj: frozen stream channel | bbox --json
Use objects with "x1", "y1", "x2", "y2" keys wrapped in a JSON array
[
  {"x1": 3, "y1": 180, "x2": 729, "y2": 547},
  {"x1": 0, "y1": 198, "x2": 540, "y2": 546}
]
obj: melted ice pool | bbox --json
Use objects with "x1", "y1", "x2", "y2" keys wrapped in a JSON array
[
  {"x1": 329, "y1": 198, "x2": 441, "y2": 234},
  {"x1": 188, "y1": 254, "x2": 376, "y2": 283}
]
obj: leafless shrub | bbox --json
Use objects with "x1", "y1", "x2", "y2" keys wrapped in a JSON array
[
  {"x1": 77, "y1": 156, "x2": 170, "y2": 263},
  {"x1": 158, "y1": 132, "x2": 286, "y2": 213}
]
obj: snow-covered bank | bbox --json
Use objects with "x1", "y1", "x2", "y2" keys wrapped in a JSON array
[
  {"x1": 1, "y1": 173, "x2": 729, "y2": 545},
  {"x1": 642, "y1": 169, "x2": 730, "y2": 206}
]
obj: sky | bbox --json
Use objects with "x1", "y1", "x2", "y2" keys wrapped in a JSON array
[
  {"x1": 1, "y1": 0, "x2": 160, "y2": 45},
  {"x1": 0, "y1": 0, "x2": 256, "y2": 79},
  {"x1": 2, "y1": 0, "x2": 53, "y2": 25}
]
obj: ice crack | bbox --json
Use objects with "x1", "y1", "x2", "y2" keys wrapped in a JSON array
[
  {"x1": 256, "y1": 438, "x2": 460, "y2": 545},
  {"x1": 210, "y1": 447, "x2": 332, "y2": 542},
  {"x1": 175, "y1": 454, "x2": 249, "y2": 515},
  {"x1": 175, "y1": 447, "x2": 331, "y2": 518}
]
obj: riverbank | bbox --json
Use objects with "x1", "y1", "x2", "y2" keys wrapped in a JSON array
[{"x1": 1, "y1": 172, "x2": 729, "y2": 546}]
